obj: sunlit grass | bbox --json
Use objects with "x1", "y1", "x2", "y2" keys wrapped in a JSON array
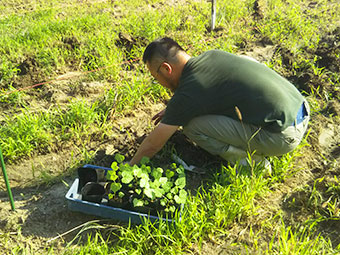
[
  {"x1": 59, "y1": 162, "x2": 283, "y2": 254},
  {"x1": 1, "y1": 0, "x2": 340, "y2": 254}
]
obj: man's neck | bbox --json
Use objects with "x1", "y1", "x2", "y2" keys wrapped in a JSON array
[
  {"x1": 172, "y1": 52, "x2": 191, "y2": 89},
  {"x1": 177, "y1": 52, "x2": 191, "y2": 69}
]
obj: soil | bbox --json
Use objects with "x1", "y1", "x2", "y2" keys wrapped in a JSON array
[{"x1": 1, "y1": 6, "x2": 340, "y2": 255}]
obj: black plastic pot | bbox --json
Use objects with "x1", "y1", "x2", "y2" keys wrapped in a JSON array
[
  {"x1": 77, "y1": 167, "x2": 107, "y2": 192},
  {"x1": 81, "y1": 182, "x2": 105, "y2": 203}
]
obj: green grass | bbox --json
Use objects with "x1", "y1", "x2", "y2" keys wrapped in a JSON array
[
  {"x1": 0, "y1": 74, "x2": 167, "y2": 162},
  {"x1": 1, "y1": 0, "x2": 340, "y2": 254},
  {"x1": 41, "y1": 158, "x2": 338, "y2": 255},
  {"x1": 58, "y1": 162, "x2": 285, "y2": 254},
  {"x1": 1, "y1": 0, "x2": 337, "y2": 161},
  {"x1": 264, "y1": 220, "x2": 337, "y2": 254}
]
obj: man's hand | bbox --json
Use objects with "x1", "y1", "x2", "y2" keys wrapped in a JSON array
[
  {"x1": 129, "y1": 123, "x2": 178, "y2": 166},
  {"x1": 152, "y1": 109, "x2": 166, "y2": 125}
]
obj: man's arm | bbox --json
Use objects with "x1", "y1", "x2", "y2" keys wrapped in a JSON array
[{"x1": 129, "y1": 123, "x2": 179, "y2": 165}]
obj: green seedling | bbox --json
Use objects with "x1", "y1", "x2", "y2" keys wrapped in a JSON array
[{"x1": 106, "y1": 154, "x2": 187, "y2": 214}]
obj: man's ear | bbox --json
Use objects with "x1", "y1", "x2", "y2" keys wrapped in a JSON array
[{"x1": 161, "y1": 62, "x2": 172, "y2": 74}]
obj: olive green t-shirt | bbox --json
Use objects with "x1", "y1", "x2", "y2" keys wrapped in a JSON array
[{"x1": 161, "y1": 50, "x2": 304, "y2": 132}]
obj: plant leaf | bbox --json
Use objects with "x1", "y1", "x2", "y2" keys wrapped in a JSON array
[
  {"x1": 140, "y1": 157, "x2": 150, "y2": 165},
  {"x1": 151, "y1": 167, "x2": 163, "y2": 179},
  {"x1": 114, "y1": 154, "x2": 125, "y2": 164},
  {"x1": 151, "y1": 179, "x2": 160, "y2": 188},
  {"x1": 110, "y1": 182, "x2": 122, "y2": 193},
  {"x1": 154, "y1": 187, "x2": 164, "y2": 198},
  {"x1": 160, "y1": 199, "x2": 167, "y2": 207},
  {"x1": 139, "y1": 178, "x2": 149, "y2": 188},
  {"x1": 133, "y1": 167, "x2": 143, "y2": 178},
  {"x1": 170, "y1": 186, "x2": 179, "y2": 194},
  {"x1": 163, "y1": 181, "x2": 173, "y2": 193},
  {"x1": 175, "y1": 176, "x2": 186, "y2": 189},
  {"x1": 176, "y1": 165, "x2": 185, "y2": 175},
  {"x1": 140, "y1": 172, "x2": 149, "y2": 180},
  {"x1": 141, "y1": 164, "x2": 152, "y2": 174},
  {"x1": 166, "y1": 169, "x2": 175, "y2": 179},
  {"x1": 121, "y1": 171, "x2": 133, "y2": 184},
  {"x1": 133, "y1": 198, "x2": 144, "y2": 207},
  {"x1": 110, "y1": 162, "x2": 119, "y2": 171},
  {"x1": 106, "y1": 170, "x2": 118, "y2": 181},
  {"x1": 159, "y1": 177, "x2": 167, "y2": 186},
  {"x1": 174, "y1": 189, "x2": 187, "y2": 204},
  {"x1": 144, "y1": 187, "x2": 155, "y2": 200},
  {"x1": 120, "y1": 164, "x2": 132, "y2": 173}
]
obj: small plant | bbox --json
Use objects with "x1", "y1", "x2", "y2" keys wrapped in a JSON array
[{"x1": 106, "y1": 154, "x2": 187, "y2": 215}]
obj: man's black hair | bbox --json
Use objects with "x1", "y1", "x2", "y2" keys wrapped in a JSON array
[{"x1": 142, "y1": 37, "x2": 185, "y2": 64}]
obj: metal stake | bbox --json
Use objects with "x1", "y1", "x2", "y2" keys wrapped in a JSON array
[
  {"x1": 0, "y1": 145, "x2": 15, "y2": 211},
  {"x1": 211, "y1": 0, "x2": 216, "y2": 31}
]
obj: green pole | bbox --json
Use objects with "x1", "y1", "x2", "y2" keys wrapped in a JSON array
[{"x1": 0, "y1": 145, "x2": 15, "y2": 211}]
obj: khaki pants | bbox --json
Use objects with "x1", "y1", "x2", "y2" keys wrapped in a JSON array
[{"x1": 183, "y1": 101, "x2": 310, "y2": 163}]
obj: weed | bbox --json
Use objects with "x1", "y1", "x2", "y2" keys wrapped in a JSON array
[
  {"x1": 0, "y1": 110, "x2": 53, "y2": 161},
  {"x1": 265, "y1": 219, "x2": 336, "y2": 254},
  {"x1": 0, "y1": 86, "x2": 26, "y2": 108}
]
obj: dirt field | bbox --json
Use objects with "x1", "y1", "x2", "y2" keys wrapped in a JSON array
[{"x1": 1, "y1": 7, "x2": 340, "y2": 253}]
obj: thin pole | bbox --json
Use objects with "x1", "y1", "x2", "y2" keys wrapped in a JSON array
[
  {"x1": 0, "y1": 145, "x2": 15, "y2": 211},
  {"x1": 211, "y1": 0, "x2": 216, "y2": 31}
]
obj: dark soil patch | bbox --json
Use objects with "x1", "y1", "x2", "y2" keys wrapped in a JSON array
[
  {"x1": 61, "y1": 36, "x2": 81, "y2": 50},
  {"x1": 284, "y1": 26, "x2": 340, "y2": 98},
  {"x1": 314, "y1": 27, "x2": 340, "y2": 73},
  {"x1": 115, "y1": 32, "x2": 148, "y2": 70},
  {"x1": 11, "y1": 57, "x2": 42, "y2": 90},
  {"x1": 252, "y1": 0, "x2": 265, "y2": 20}
]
